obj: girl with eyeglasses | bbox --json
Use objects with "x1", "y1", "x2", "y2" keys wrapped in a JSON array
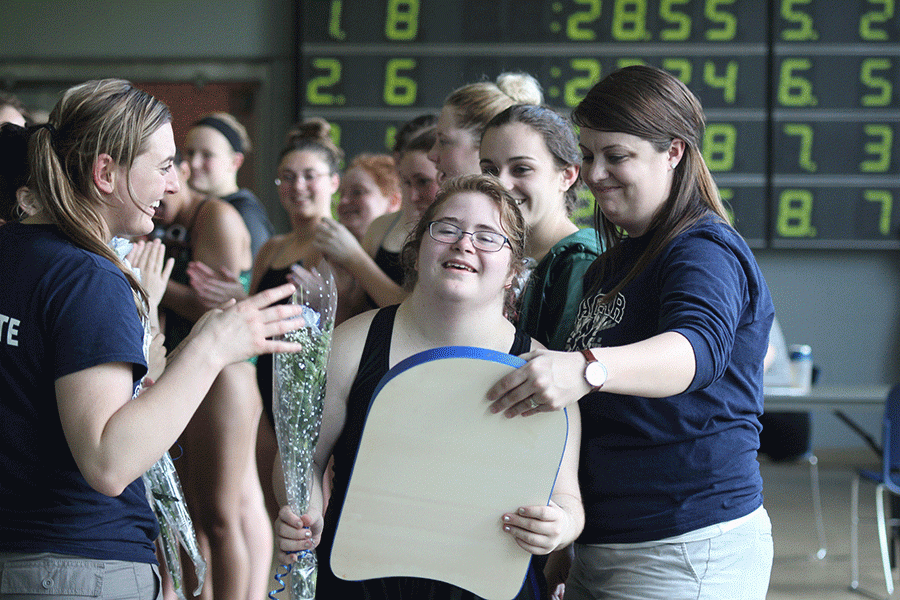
[
  {"x1": 185, "y1": 118, "x2": 372, "y2": 536},
  {"x1": 274, "y1": 174, "x2": 584, "y2": 600}
]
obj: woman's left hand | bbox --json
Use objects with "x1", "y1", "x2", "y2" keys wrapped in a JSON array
[
  {"x1": 313, "y1": 217, "x2": 364, "y2": 266},
  {"x1": 486, "y1": 349, "x2": 591, "y2": 418},
  {"x1": 502, "y1": 500, "x2": 571, "y2": 555}
]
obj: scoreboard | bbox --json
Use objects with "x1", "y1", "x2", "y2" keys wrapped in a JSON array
[{"x1": 299, "y1": 0, "x2": 900, "y2": 249}]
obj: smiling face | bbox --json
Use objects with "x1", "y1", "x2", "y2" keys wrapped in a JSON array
[
  {"x1": 479, "y1": 122, "x2": 577, "y2": 231},
  {"x1": 337, "y1": 165, "x2": 395, "y2": 240},
  {"x1": 277, "y1": 149, "x2": 338, "y2": 225},
  {"x1": 415, "y1": 190, "x2": 514, "y2": 307},
  {"x1": 427, "y1": 106, "x2": 480, "y2": 183},
  {"x1": 398, "y1": 149, "x2": 440, "y2": 222},
  {"x1": 106, "y1": 122, "x2": 179, "y2": 237},
  {"x1": 152, "y1": 160, "x2": 191, "y2": 226},
  {"x1": 579, "y1": 128, "x2": 683, "y2": 237},
  {"x1": 184, "y1": 125, "x2": 241, "y2": 196}
]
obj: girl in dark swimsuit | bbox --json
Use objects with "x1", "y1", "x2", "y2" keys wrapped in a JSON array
[{"x1": 275, "y1": 174, "x2": 584, "y2": 600}]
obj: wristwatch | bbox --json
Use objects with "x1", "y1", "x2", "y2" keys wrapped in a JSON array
[{"x1": 580, "y1": 348, "x2": 607, "y2": 391}]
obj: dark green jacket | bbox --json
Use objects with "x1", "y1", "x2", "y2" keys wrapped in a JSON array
[{"x1": 517, "y1": 228, "x2": 602, "y2": 350}]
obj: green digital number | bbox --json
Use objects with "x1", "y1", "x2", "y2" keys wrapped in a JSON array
[
  {"x1": 719, "y1": 188, "x2": 736, "y2": 225},
  {"x1": 861, "y1": 124, "x2": 893, "y2": 173},
  {"x1": 704, "y1": 60, "x2": 738, "y2": 103},
  {"x1": 329, "y1": 0, "x2": 346, "y2": 41},
  {"x1": 383, "y1": 58, "x2": 417, "y2": 105},
  {"x1": 617, "y1": 58, "x2": 646, "y2": 69},
  {"x1": 864, "y1": 190, "x2": 893, "y2": 235},
  {"x1": 780, "y1": 0, "x2": 818, "y2": 41},
  {"x1": 385, "y1": 0, "x2": 419, "y2": 41},
  {"x1": 612, "y1": 0, "x2": 650, "y2": 41},
  {"x1": 860, "y1": 0, "x2": 894, "y2": 41},
  {"x1": 329, "y1": 123, "x2": 341, "y2": 150},
  {"x1": 384, "y1": 126, "x2": 397, "y2": 153},
  {"x1": 777, "y1": 189, "x2": 816, "y2": 237},
  {"x1": 860, "y1": 58, "x2": 893, "y2": 107},
  {"x1": 782, "y1": 124, "x2": 818, "y2": 172},
  {"x1": 778, "y1": 59, "x2": 817, "y2": 107},
  {"x1": 306, "y1": 58, "x2": 343, "y2": 105},
  {"x1": 567, "y1": 0, "x2": 602, "y2": 41},
  {"x1": 660, "y1": 0, "x2": 691, "y2": 41},
  {"x1": 705, "y1": 0, "x2": 737, "y2": 41},
  {"x1": 662, "y1": 58, "x2": 692, "y2": 84},
  {"x1": 703, "y1": 123, "x2": 736, "y2": 171},
  {"x1": 565, "y1": 59, "x2": 602, "y2": 107}
]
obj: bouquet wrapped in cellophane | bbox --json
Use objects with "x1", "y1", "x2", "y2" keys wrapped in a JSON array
[
  {"x1": 272, "y1": 262, "x2": 337, "y2": 600},
  {"x1": 143, "y1": 452, "x2": 207, "y2": 600}
]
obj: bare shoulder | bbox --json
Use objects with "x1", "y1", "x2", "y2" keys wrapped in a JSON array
[{"x1": 361, "y1": 211, "x2": 398, "y2": 255}]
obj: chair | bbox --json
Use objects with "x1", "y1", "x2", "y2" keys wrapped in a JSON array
[
  {"x1": 850, "y1": 384, "x2": 900, "y2": 597},
  {"x1": 759, "y1": 411, "x2": 827, "y2": 560}
]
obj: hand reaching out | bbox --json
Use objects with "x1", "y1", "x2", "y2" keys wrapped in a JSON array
[
  {"x1": 186, "y1": 260, "x2": 249, "y2": 309},
  {"x1": 313, "y1": 217, "x2": 365, "y2": 266},
  {"x1": 186, "y1": 282, "x2": 308, "y2": 367}
]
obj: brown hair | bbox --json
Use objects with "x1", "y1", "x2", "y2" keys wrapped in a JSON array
[
  {"x1": 346, "y1": 153, "x2": 400, "y2": 199},
  {"x1": 400, "y1": 174, "x2": 526, "y2": 315},
  {"x1": 443, "y1": 72, "x2": 543, "y2": 147},
  {"x1": 280, "y1": 117, "x2": 344, "y2": 173},
  {"x1": 483, "y1": 104, "x2": 582, "y2": 215},
  {"x1": 26, "y1": 79, "x2": 172, "y2": 310},
  {"x1": 571, "y1": 64, "x2": 730, "y2": 303}
]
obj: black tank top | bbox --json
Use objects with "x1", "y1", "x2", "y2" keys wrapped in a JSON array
[
  {"x1": 256, "y1": 265, "x2": 294, "y2": 426},
  {"x1": 314, "y1": 305, "x2": 543, "y2": 600}
]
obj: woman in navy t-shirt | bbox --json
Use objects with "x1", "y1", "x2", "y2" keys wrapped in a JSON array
[
  {"x1": 0, "y1": 79, "x2": 305, "y2": 600},
  {"x1": 487, "y1": 65, "x2": 774, "y2": 600}
]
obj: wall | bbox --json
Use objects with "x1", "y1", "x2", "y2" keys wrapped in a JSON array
[
  {"x1": 2, "y1": 0, "x2": 896, "y2": 451},
  {"x1": 0, "y1": 0, "x2": 297, "y2": 230}
]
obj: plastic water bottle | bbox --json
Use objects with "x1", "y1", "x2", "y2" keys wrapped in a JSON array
[{"x1": 789, "y1": 344, "x2": 813, "y2": 394}]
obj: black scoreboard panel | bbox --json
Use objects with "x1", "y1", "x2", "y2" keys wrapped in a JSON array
[{"x1": 300, "y1": 0, "x2": 900, "y2": 249}]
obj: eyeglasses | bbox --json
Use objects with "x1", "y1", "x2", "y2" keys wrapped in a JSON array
[
  {"x1": 275, "y1": 171, "x2": 329, "y2": 186},
  {"x1": 427, "y1": 221, "x2": 510, "y2": 252}
]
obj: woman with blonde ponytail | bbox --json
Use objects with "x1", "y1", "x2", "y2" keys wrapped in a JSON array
[{"x1": 0, "y1": 79, "x2": 306, "y2": 600}]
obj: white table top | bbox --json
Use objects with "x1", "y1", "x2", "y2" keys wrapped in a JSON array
[{"x1": 764, "y1": 383, "x2": 892, "y2": 411}]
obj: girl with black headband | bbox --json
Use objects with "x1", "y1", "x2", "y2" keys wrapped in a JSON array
[{"x1": 184, "y1": 112, "x2": 273, "y2": 258}]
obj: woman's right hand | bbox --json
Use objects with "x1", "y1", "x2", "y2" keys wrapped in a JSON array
[
  {"x1": 189, "y1": 282, "x2": 307, "y2": 367},
  {"x1": 276, "y1": 504, "x2": 324, "y2": 564},
  {"x1": 186, "y1": 260, "x2": 249, "y2": 309}
]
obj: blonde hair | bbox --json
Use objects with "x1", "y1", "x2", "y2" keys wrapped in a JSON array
[
  {"x1": 193, "y1": 111, "x2": 252, "y2": 153},
  {"x1": 444, "y1": 72, "x2": 543, "y2": 144},
  {"x1": 27, "y1": 79, "x2": 172, "y2": 309}
]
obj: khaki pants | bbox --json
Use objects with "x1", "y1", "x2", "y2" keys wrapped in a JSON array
[{"x1": 0, "y1": 553, "x2": 161, "y2": 600}]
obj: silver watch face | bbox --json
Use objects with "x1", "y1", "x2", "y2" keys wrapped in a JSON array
[{"x1": 585, "y1": 360, "x2": 607, "y2": 388}]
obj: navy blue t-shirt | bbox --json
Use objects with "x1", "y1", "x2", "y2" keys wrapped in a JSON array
[
  {"x1": 0, "y1": 222, "x2": 158, "y2": 563},
  {"x1": 566, "y1": 217, "x2": 774, "y2": 544}
]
